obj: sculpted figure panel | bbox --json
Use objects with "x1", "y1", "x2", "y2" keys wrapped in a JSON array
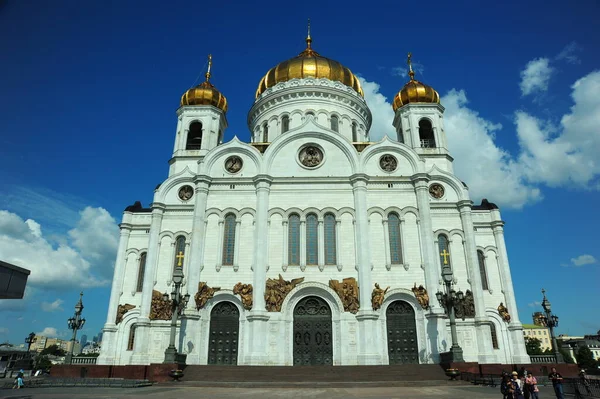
[
  {"x1": 116, "y1": 303, "x2": 136, "y2": 324},
  {"x1": 411, "y1": 283, "x2": 430, "y2": 310},
  {"x1": 371, "y1": 283, "x2": 389, "y2": 310},
  {"x1": 455, "y1": 290, "x2": 476, "y2": 319},
  {"x1": 195, "y1": 282, "x2": 221, "y2": 310},
  {"x1": 265, "y1": 274, "x2": 305, "y2": 312},
  {"x1": 149, "y1": 290, "x2": 172, "y2": 320},
  {"x1": 233, "y1": 282, "x2": 253, "y2": 310},
  {"x1": 498, "y1": 302, "x2": 511, "y2": 323},
  {"x1": 329, "y1": 277, "x2": 359, "y2": 314}
]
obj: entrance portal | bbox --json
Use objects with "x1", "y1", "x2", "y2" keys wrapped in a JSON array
[
  {"x1": 386, "y1": 300, "x2": 419, "y2": 364},
  {"x1": 207, "y1": 301, "x2": 239, "y2": 365},
  {"x1": 293, "y1": 296, "x2": 333, "y2": 366}
]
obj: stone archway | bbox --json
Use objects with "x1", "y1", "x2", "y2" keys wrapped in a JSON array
[
  {"x1": 207, "y1": 301, "x2": 239, "y2": 365},
  {"x1": 293, "y1": 296, "x2": 333, "y2": 366},
  {"x1": 386, "y1": 300, "x2": 419, "y2": 364}
]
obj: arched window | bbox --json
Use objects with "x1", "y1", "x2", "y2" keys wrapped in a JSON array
[
  {"x1": 419, "y1": 119, "x2": 435, "y2": 148},
  {"x1": 490, "y1": 323, "x2": 499, "y2": 349},
  {"x1": 173, "y1": 235, "x2": 186, "y2": 272},
  {"x1": 288, "y1": 214, "x2": 300, "y2": 265},
  {"x1": 306, "y1": 213, "x2": 318, "y2": 265},
  {"x1": 136, "y1": 252, "x2": 146, "y2": 292},
  {"x1": 262, "y1": 122, "x2": 269, "y2": 142},
  {"x1": 438, "y1": 234, "x2": 451, "y2": 269},
  {"x1": 222, "y1": 214, "x2": 236, "y2": 266},
  {"x1": 127, "y1": 324, "x2": 136, "y2": 351},
  {"x1": 388, "y1": 213, "x2": 403, "y2": 264},
  {"x1": 397, "y1": 129, "x2": 405, "y2": 143},
  {"x1": 330, "y1": 115, "x2": 339, "y2": 132},
  {"x1": 352, "y1": 122, "x2": 358, "y2": 142},
  {"x1": 281, "y1": 115, "x2": 290, "y2": 133},
  {"x1": 186, "y1": 122, "x2": 202, "y2": 150},
  {"x1": 478, "y1": 250, "x2": 489, "y2": 290},
  {"x1": 324, "y1": 213, "x2": 336, "y2": 265}
]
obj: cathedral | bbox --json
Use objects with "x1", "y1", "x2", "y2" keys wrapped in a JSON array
[{"x1": 98, "y1": 31, "x2": 530, "y2": 366}]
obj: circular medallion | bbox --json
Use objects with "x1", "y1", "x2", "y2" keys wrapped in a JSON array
[
  {"x1": 299, "y1": 145, "x2": 323, "y2": 168},
  {"x1": 379, "y1": 154, "x2": 398, "y2": 172},
  {"x1": 178, "y1": 185, "x2": 194, "y2": 201},
  {"x1": 429, "y1": 183, "x2": 445, "y2": 199},
  {"x1": 225, "y1": 155, "x2": 243, "y2": 174}
]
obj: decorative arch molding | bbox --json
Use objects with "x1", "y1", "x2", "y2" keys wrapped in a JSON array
[
  {"x1": 367, "y1": 207, "x2": 385, "y2": 218},
  {"x1": 268, "y1": 207, "x2": 286, "y2": 218},
  {"x1": 477, "y1": 246, "x2": 499, "y2": 256},
  {"x1": 155, "y1": 166, "x2": 196, "y2": 203},
  {"x1": 119, "y1": 308, "x2": 141, "y2": 329},
  {"x1": 158, "y1": 231, "x2": 175, "y2": 241},
  {"x1": 337, "y1": 207, "x2": 355, "y2": 218},
  {"x1": 380, "y1": 287, "x2": 422, "y2": 314},
  {"x1": 427, "y1": 165, "x2": 470, "y2": 202},
  {"x1": 202, "y1": 136, "x2": 263, "y2": 174},
  {"x1": 280, "y1": 282, "x2": 344, "y2": 321},
  {"x1": 271, "y1": 206, "x2": 355, "y2": 220},
  {"x1": 205, "y1": 207, "x2": 257, "y2": 220},
  {"x1": 283, "y1": 207, "x2": 304, "y2": 218},
  {"x1": 125, "y1": 248, "x2": 141, "y2": 257},
  {"x1": 360, "y1": 136, "x2": 423, "y2": 175},
  {"x1": 400, "y1": 206, "x2": 420, "y2": 219},
  {"x1": 204, "y1": 290, "x2": 246, "y2": 318},
  {"x1": 434, "y1": 229, "x2": 465, "y2": 242}
]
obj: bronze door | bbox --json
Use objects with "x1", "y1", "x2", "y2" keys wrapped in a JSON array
[
  {"x1": 293, "y1": 296, "x2": 333, "y2": 366},
  {"x1": 386, "y1": 300, "x2": 419, "y2": 364},
  {"x1": 208, "y1": 302, "x2": 239, "y2": 365}
]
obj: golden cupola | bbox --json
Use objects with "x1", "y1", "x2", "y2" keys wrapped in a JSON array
[
  {"x1": 180, "y1": 55, "x2": 228, "y2": 112},
  {"x1": 255, "y1": 27, "x2": 363, "y2": 98},
  {"x1": 392, "y1": 53, "x2": 440, "y2": 112}
]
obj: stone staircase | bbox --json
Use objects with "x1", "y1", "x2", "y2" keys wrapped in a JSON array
[{"x1": 177, "y1": 364, "x2": 460, "y2": 387}]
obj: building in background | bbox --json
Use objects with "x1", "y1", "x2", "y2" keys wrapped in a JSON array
[
  {"x1": 80, "y1": 334, "x2": 88, "y2": 349},
  {"x1": 522, "y1": 324, "x2": 552, "y2": 352}
]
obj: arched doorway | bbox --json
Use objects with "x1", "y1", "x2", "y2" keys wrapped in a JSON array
[
  {"x1": 208, "y1": 301, "x2": 239, "y2": 365},
  {"x1": 293, "y1": 296, "x2": 333, "y2": 366},
  {"x1": 386, "y1": 300, "x2": 419, "y2": 364}
]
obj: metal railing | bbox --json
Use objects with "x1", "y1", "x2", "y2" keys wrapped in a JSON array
[
  {"x1": 71, "y1": 356, "x2": 97, "y2": 365},
  {"x1": 564, "y1": 377, "x2": 600, "y2": 398}
]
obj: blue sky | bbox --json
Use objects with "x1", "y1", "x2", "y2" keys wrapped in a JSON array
[{"x1": 1, "y1": 0, "x2": 599, "y2": 345}]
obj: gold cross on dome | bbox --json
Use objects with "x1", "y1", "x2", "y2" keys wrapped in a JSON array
[
  {"x1": 440, "y1": 249, "x2": 450, "y2": 265},
  {"x1": 407, "y1": 52, "x2": 415, "y2": 80},
  {"x1": 205, "y1": 54, "x2": 212, "y2": 81},
  {"x1": 176, "y1": 251, "x2": 185, "y2": 267}
]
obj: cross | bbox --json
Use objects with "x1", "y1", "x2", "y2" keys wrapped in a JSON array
[
  {"x1": 440, "y1": 249, "x2": 450, "y2": 265},
  {"x1": 205, "y1": 54, "x2": 212, "y2": 81},
  {"x1": 407, "y1": 52, "x2": 415, "y2": 80},
  {"x1": 176, "y1": 251, "x2": 185, "y2": 267}
]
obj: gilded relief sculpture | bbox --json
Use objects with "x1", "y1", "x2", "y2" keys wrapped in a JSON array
[
  {"x1": 194, "y1": 282, "x2": 221, "y2": 310},
  {"x1": 498, "y1": 302, "x2": 511, "y2": 323},
  {"x1": 149, "y1": 290, "x2": 172, "y2": 320},
  {"x1": 371, "y1": 283, "x2": 389, "y2": 310},
  {"x1": 329, "y1": 277, "x2": 359, "y2": 314},
  {"x1": 233, "y1": 282, "x2": 253, "y2": 310},
  {"x1": 265, "y1": 274, "x2": 305, "y2": 312},
  {"x1": 115, "y1": 303, "x2": 136, "y2": 324},
  {"x1": 411, "y1": 283, "x2": 430, "y2": 310},
  {"x1": 455, "y1": 290, "x2": 476, "y2": 319}
]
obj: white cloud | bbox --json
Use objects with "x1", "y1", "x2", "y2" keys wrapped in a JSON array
[
  {"x1": 528, "y1": 301, "x2": 541, "y2": 308},
  {"x1": 392, "y1": 61, "x2": 425, "y2": 79},
  {"x1": 37, "y1": 327, "x2": 58, "y2": 337},
  {"x1": 0, "y1": 207, "x2": 119, "y2": 289},
  {"x1": 556, "y1": 42, "x2": 581, "y2": 65},
  {"x1": 359, "y1": 77, "x2": 396, "y2": 141},
  {"x1": 570, "y1": 254, "x2": 597, "y2": 267},
  {"x1": 41, "y1": 299, "x2": 64, "y2": 312},
  {"x1": 0, "y1": 327, "x2": 8, "y2": 335},
  {"x1": 520, "y1": 58, "x2": 554, "y2": 96}
]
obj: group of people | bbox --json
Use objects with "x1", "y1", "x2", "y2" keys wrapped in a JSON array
[{"x1": 500, "y1": 367, "x2": 565, "y2": 399}]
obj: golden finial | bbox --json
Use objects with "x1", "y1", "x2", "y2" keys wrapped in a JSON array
[
  {"x1": 407, "y1": 52, "x2": 415, "y2": 81},
  {"x1": 306, "y1": 18, "x2": 312, "y2": 49},
  {"x1": 205, "y1": 54, "x2": 212, "y2": 82}
]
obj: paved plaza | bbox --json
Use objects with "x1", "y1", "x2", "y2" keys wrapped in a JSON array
[{"x1": 0, "y1": 384, "x2": 555, "y2": 399}]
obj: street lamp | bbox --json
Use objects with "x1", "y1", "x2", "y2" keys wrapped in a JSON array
[
  {"x1": 65, "y1": 292, "x2": 86, "y2": 364},
  {"x1": 25, "y1": 332, "x2": 36, "y2": 352},
  {"x1": 163, "y1": 266, "x2": 190, "y2": 363},
  {"x1": 540, "y1": 288, "x2": 563, "y2": 363},
  {"x1": 436, "y1": 264, "x2": 465, "y2": 363}
]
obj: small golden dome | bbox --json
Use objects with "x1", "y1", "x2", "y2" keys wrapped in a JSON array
[
  {"x1": 255, "y1": 34, "x2": 363, "y2": 98},
  {"x1": 392, "y1": 53, "x2": 440, "y2": 112},
  {"x1": 180, "y1": 55, "x2": 228, "y2": 112}
]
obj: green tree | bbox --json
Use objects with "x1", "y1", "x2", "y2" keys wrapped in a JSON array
[
  {"x1": 576, "y1": 346, "x2": 598, "y2": 370},
  {"x1": 559, "y1": 348, "x2": 575, "y2": 364},
  {"x1": 40, "y1": 344, "x2": 66, "y2": 356},
  {"x1": 525, "y1": 337, "x2": 543, "y2": 355},
  {"x1": 35, "y1": 355, "x2": 52, "y2": 371}
]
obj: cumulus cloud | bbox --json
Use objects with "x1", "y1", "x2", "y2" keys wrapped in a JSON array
[
  {"x1": 528, "y1": 301, "x2": 541, "y2": 308},
  {"x1": 0, "y1": 207, "x2": 119, "y2": 289},
  {"x1": 569, "y1": 254, "x2": 597, "y2": 267},
  {"x1": 392, "y1": 61, "x2": 425, "y2": 79},
  {"x1": 37, "y1": 327, "x2": 58, "y2": 337},
  {"x1": 41, "y1": 299, "x2": 64, "y2": 312},
  {"x1": 520, "y1": 58, "x2": 554, "y2": 96},
  {"x1": 359, "y1": 77, "x2": 395, "y2": 140},
  {"x1": 556, "y1": 42, "x2": 581, "y2": 65}
]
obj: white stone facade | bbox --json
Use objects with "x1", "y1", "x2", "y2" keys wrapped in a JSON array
[{"x1": 98, "y1": 77, "x2": 530, "y2": 366}]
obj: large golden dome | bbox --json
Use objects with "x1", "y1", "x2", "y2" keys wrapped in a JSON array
[
  {"x1": 255, "y1": 35, "x2": 363, "y2": 98},
  {"x1": 392, "y1": 54, "x2": 439, "y2": 112},
  {"x1": 180, "y1": 55, "x2": 228, "y2": 112}
]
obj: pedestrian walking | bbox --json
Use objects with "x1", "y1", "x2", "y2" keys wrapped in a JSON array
[
  {"x1": 525, "y1": 372, "x2": 539, "y2": 399},
  {"x1": 549, "y1": 367, "x2": 565, "y2": 399}
]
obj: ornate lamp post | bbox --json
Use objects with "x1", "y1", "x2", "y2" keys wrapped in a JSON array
[
  {"x1": 25, "y1": 332, "x2": 36, "y2": 352},
  {"x1": 163, "y1": 266, "x2": 190, "y2": 363},
  {"x1": 436, "y1": 262, "x2": 465, "y2": 363},
  {"x1": 65, "y1": 292, "x2": 86, "y2": 364},
  {"x1": 540, "y1": 288, "x2": 563, "y2": 363}
]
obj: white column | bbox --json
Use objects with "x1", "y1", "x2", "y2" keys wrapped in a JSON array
[
  {"x1": 131, "y1": 203, "x2": 165, "y2": 364},
  {"x1": 186, "y1": 176, "x2": 211, "y2": 299},
  {"x1": 350, "y1": 174, "x2": 380, "y2": 365},
  {"x1": 492, "y1": 219, "x2": 530, "y2": 363},
  {"x1": 318, "y1": 218, "x2": 325, "y2": 269},
  {"x1": 215, "y1": 219, "x2": 224, "y2": 269},
  {"x1": 282, "y1": 220, "x2": 288, "y2": 270},
  {"x1": 98, "y1": 216, "x2": 132, "y2": 365},
  {"x1": 399, "y1": 217, "x2": 408, "y2": 268},
  {"x1": 334, "y1": 220, "x2": 342, "y2": 270},
  {"x1": 382, "y1": 218, "x2": 391, "y2": 270},
  {"x1": 246, "y1": 175, "x2": 272, "y2": 364},
  {"x1": 458, "y1": 200, "x2": 494, "y2": 362},
  {"x1": 412, "y1": 174, "x2": 447, "y2": 363},
  {"x1": 233, "y1": 220, "x2": 242, "y2": 270}
]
